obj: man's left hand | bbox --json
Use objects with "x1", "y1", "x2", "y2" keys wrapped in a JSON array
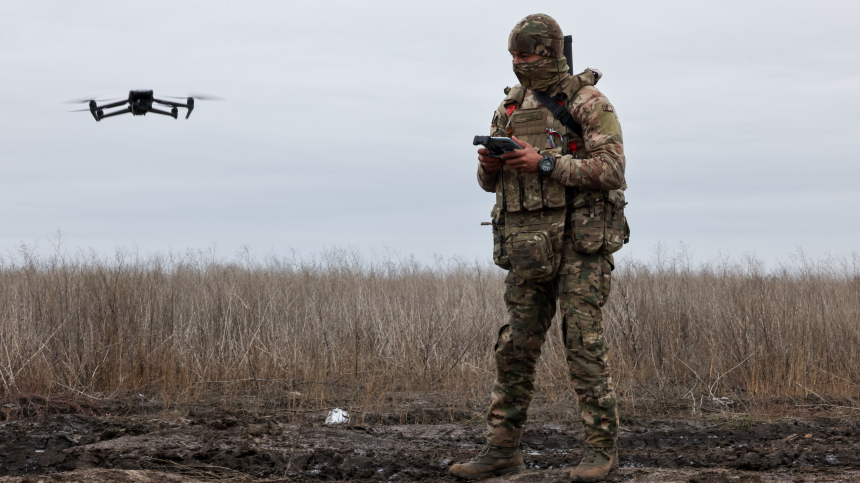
[{"x1": 502, "y1": 136, "x2": 542, "y2": 173}]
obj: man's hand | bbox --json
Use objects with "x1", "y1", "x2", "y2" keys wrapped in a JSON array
[
  {"x1": 478, "y1": 148, "x2": 504, "y2": 173},
  {"x1": 502, "y1": 136, "x2": 542, "y2": 173}
]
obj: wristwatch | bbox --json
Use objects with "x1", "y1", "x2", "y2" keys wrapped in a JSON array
[{"x1": 537, "y1": 154, "x2": 555, "y2": 177}]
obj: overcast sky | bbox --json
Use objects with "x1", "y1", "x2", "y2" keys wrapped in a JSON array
[{"x1": 2, "y1": 1, "x2": 858, "y2": 266}]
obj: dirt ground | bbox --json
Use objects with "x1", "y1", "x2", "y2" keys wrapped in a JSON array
[{"x1": 1, "y1": 395, "x2": 859, "y2": 482}]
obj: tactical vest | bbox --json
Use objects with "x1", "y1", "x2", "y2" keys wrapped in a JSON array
[{"x1": 490, "y1": 71, "x2": 628, "y2": 282}]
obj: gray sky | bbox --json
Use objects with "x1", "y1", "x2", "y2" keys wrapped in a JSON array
[{"x1": 2, "y1": 0, "x2": 859, "y2": 265}]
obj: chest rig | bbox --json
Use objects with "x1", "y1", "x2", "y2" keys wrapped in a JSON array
[
  {"x1": 492, "y1": 72, "x2": 594, "y2": 214},
  {"x1": 490, "y1": 71, "x2": 597, "y2": 283}
]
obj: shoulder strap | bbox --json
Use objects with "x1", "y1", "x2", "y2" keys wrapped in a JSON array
[
  {"x1": 503, "y1": 85, "x2": 527, "y2": 107},
  {"x1": 532, "y1": 90, "x2": 583, "y2": 139}
]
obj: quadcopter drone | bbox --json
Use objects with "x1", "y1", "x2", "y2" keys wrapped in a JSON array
[{"x1": 67, "y1": 90, "x2": 219, "y2": 121}]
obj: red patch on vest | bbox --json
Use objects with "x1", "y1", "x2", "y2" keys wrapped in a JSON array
[{"x1": 506, "y1": 104, "x2": 516, "y2": 116}]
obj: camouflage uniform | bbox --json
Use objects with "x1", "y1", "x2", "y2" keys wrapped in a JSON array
[{"x1": 477, "y1": 14, "x2": 628, "y2": 450}]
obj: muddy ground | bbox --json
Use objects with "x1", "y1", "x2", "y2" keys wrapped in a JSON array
[{"x1": 1, "y1": 395, "x2": 859, "y2": 482}]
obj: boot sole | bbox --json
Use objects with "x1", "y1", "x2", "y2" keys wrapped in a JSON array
[{"x1": 450, "y1": 464, "x2": 524, "y2": 480}]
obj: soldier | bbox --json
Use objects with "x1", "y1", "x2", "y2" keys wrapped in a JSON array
[{"x1": 449, "y1": 13, "x2": 629, "y2": 482}]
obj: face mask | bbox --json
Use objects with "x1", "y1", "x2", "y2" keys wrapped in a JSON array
[{"x1": 512, "y1": 56, "x2": 569, "y2": 92}]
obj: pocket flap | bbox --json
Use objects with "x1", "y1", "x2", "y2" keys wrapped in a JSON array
[
  {"x1": 605, "y1": 189, "x2": 626, "y2": 207},
  {"x1": 570, "y1": 191, "x2": 605, "y2": 210}
]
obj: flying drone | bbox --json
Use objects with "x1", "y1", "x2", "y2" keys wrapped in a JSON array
[{"x1": 67, "y1": 91, "x2": 219, "y2": 121}]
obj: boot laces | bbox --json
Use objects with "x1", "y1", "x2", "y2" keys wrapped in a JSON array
[
  {"x1": 472, "y1": 444, "x2": 491, "y2": 461},
  {"x1": 581, "y1": 447, "x2": 598, "y2": 464}
]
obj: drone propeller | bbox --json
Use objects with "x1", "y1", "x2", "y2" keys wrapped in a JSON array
[
  {"x1": 62, "y1": 96, "x2": 123, "y2": 104},
  {"x1": 67, "y1": 108, "x2": 94, "y2": 112},
  {"x1": 162, "y1": 93, "x2": 223, "y2": 101}
]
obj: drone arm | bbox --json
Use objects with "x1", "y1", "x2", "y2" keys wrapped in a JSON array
[
  {"x1": 96, "y1": 100, "x2": 128, "y2": 110},
  {"x1": 149, "y1": 107, "x2": 179, "y2": 119},
  {"x1": 153, "y1": 98, "x2": 187, "y2": 108},
  {"x1": 154, "y1": 97, "x2": 193, "y2": 119},
  {"x1": 99, "y1": 107, "x2": 132, "y2": 119}
]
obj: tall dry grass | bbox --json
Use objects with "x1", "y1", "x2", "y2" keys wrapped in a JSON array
[{"x1": 1, "y1": 244, "x2": 858, "y2": 417}]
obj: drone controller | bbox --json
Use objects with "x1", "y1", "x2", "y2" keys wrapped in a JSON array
[{"x1": 473, "y1": 136, "x2": 522, "y2": 159}]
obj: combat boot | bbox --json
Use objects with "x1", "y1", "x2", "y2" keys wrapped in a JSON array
[
  {"x1": 569, "y1": 446, "x2": 618, "y2": 482},
  {"x1": 448, "y1": 444, "x2": 524, "y2": 479}
]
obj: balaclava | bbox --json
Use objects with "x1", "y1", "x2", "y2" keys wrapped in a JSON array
[{"x1": 508, "y1": 13, "x2": 568, "y2": 92}]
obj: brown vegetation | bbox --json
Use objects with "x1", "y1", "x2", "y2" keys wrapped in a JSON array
[{"x1": 1, "y1": 245, "x2": 858, "y2": 418}]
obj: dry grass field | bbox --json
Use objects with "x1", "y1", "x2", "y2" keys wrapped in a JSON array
[
  {"x1": 2, "y1": 246, "x2": 860, "y2": 481},
  {"x1": 1, "y1": 245, "x2": 858, "y2": 415}
]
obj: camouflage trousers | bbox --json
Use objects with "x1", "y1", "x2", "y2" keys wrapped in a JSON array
[{"x1": 486, "y1": 243, "x2": 618, "y2": 449}]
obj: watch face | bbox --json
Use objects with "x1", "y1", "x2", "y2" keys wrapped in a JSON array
[{"x1": 539, "y1": 157, "x2": 553, "y2": 173}]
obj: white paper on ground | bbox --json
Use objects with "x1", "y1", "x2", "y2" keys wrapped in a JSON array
[{"x1": 325, "y1": 408, "x2": 349, "y2": 424}]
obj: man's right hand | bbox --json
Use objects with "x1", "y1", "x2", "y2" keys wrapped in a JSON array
[{"x1": 478, "y1": 148, "x2": 504, "y2": 173}]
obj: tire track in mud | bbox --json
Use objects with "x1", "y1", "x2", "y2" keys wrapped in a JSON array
[{"x1": 1, "y1": 408, "x2": 859, "y2": 481}]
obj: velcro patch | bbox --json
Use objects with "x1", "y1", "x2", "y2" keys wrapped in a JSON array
[{"x1": 512, "y1": 110, "x2": 543, "y2": 123}]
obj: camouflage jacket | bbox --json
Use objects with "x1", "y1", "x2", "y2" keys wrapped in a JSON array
[{"x1": 477, "y1": 71, "x2": 626, "y2": 196}]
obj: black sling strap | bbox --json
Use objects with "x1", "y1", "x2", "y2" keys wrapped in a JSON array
[{"x1": 531, "y1": 90, "x2": 583, "y2": 139}]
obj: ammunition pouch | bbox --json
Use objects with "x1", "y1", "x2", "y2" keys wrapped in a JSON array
[{"x1": 570, "y1": 189, "x2": 629, "y2": 255}]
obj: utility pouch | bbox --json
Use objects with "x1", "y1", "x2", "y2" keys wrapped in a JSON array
[
  {"x1": 503, "y1": 207, "x2": 566, "y2": 283},
  {"x1": 507, "y1": 230, "x2": 554, "y2": 280},
  {"x1": 570, "y1": 190, "x2": 630, "y2": 255},
  {"x1": 491, "y1": 204, "x2": 511, "y2": 270},
  {"x1": 540, "y1": 148, "x2": 567, "y2": 208},
  {"x1": 602, "y1": 189, "x2": 630, "y2": 254},
  {"x1": 570, "y1": 190, "x2": 606, "y2": 254}
]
